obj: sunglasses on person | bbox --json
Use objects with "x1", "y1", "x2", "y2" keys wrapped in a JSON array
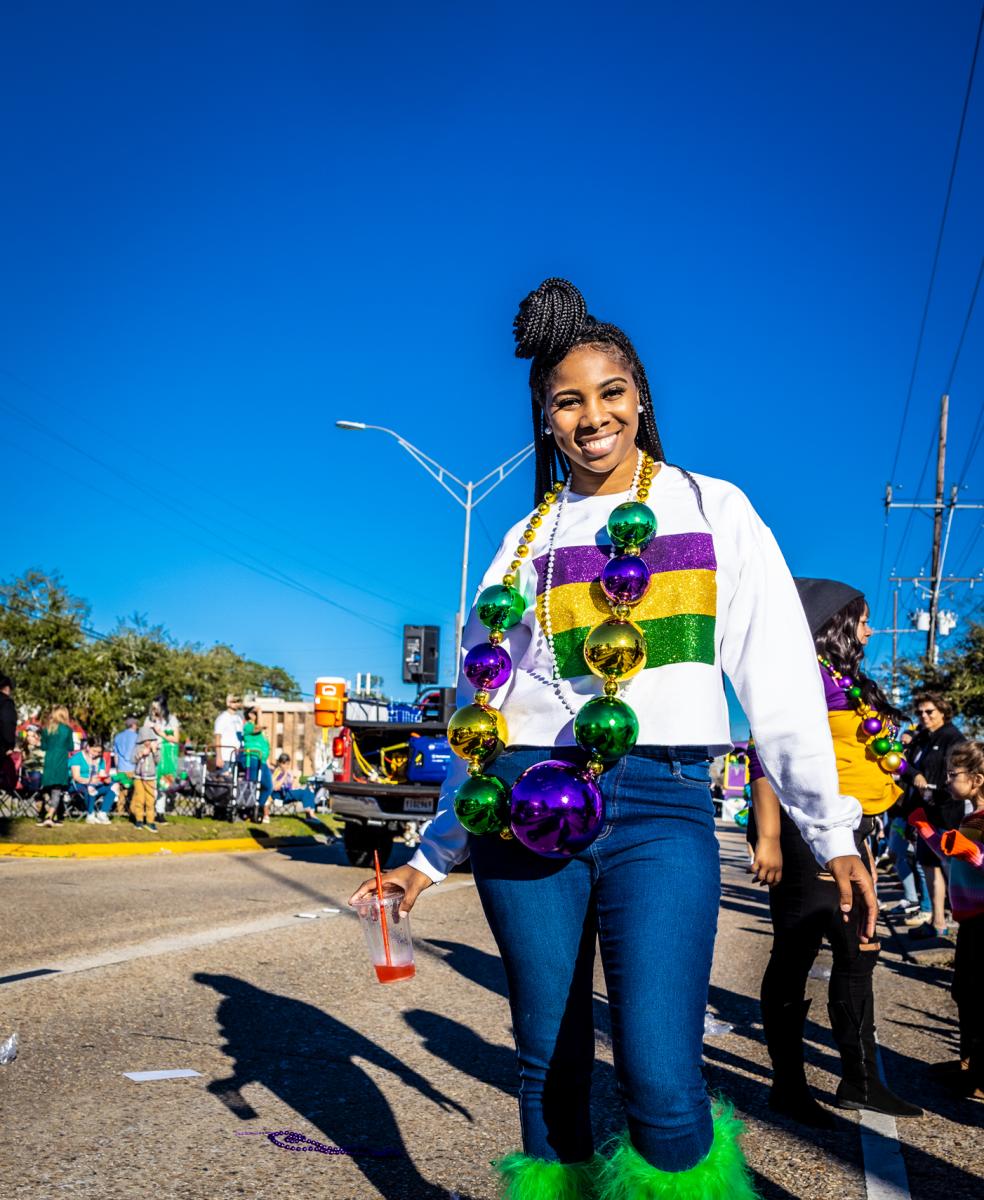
[{"x1": 916, "y1": 707, "x2": 938, "y2": 716}]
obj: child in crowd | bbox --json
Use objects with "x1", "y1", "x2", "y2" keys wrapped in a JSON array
[
  {"x1": 271, "y1": 753, "x2": 317, "y2": 814},
  {"x1": 131, "y1": 726, "x2": 161, "y2": 832},
  {"x1": 908, "y1": 740, "x2": 984, "y2": 1100}
]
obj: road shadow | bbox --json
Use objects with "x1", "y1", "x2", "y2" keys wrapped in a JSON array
[
  {"x1": 194, "y1": 972, "x2": 477, "y2": 1200},
  {"x1": 423, "y1": 937, "x2": 509, "y2": 998},
  {"x1": 405, "y1": 1008, "x2": 518, "y2": 1096}
]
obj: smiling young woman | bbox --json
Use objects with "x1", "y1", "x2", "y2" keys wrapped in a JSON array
[{"x1": 351, "y1": 278, "x2": 875, "y2": 1200}]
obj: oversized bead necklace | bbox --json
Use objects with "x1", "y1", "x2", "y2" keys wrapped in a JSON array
[
  {"x1": 817, "y1": 655, "x2": 908, "y2": 776},
  {"x1": 448, "y1": 451, "x2": 658, "y2": 858}
]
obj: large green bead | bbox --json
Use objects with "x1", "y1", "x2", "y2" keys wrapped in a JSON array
[
  {"x1": 454, "y1": 773, "x2": 510, "y2": 835},
  {"x1": 890, "y1": 740, "x2": 904, "y2": 754},
  {"x1": 607, "y1": 502, "x2": 657, "y2": 551},
  {"x1": 574, "y1": 696, "x2": 639, "y2": 762},
  {"x1": 583, "y1": 619, "x2": 647, "y2": 680},
  {"x1": 447, "y1": 703, "x2": 507, "y2": 762},
  {"x1": 476, "y1": 584, "x2": 526, "y2": 631},
  {"x1": 846, "y1": 685, "x2": 863, "y2": 702},
  {"x1": 871, "y1": 736, "x2": 893, "y2": 756}
]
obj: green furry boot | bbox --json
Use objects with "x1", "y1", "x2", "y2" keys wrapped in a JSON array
[
  {"x1": 595, "y1": 1102, "x2": 760, "y2": 1200},
  {"x1": 493, "y1": 1150, "x2": 603, "y2": 1199}
]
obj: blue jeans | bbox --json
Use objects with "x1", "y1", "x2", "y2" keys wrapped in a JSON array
[
  {"x1": 241, "y1": 756, "x2": 273, "y2": 805},
  {"x1": 276, "y1": 787, "x2": 315, "y2": 810},
  {"x1": 82, "y1": 784, "x2": 116, "y2": 814},
  {"x1": 470, "y1": 745, "x2": 719, "y2": 1172},
  {"x1": 887, "y1": 821, "x2": 931, "y2": 911}
]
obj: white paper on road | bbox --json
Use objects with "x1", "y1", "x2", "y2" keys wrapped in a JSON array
[
  {"x1": 295, "y1": 912, "x2": 319, "y2": 919},
  {"x1": 123, "y1": 1069, "x2": 203, "y2": 1082}
]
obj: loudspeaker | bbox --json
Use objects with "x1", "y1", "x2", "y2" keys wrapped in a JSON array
[
  {"x1": 402, "y1": 625, "x2": 439, "y2": 685},
  {"x1": 419, "y1": 686, "x2": 456, "y2": 724}
]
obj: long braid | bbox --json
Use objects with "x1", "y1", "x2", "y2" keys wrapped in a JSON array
[{"x1": 514, "y1": 279, "x2": 667, "y2": 505}]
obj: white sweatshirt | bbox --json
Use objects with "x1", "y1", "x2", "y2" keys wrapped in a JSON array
[{"x1": 409, "y1": 465, "x2": 861, "y2": 880}]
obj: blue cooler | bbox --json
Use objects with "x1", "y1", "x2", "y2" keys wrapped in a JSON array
[{"x1": 406, "y1": 735, "x2": 452, "y2": 783}]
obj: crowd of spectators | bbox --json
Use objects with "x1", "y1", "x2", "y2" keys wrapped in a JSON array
[{"x1": 0, "y1": 680, "x2": 320, "y2": 829}]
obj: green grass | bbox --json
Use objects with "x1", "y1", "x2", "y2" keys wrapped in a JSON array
[{"x1": 0, "y1": 811, "x2": 343, "y2": 845}]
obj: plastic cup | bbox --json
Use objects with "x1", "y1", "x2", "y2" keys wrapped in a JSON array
[{"x1": 351, "y1": 883, "x2": 416, "y2": 983}]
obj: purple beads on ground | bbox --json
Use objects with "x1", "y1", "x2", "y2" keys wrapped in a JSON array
[
  {"x1": 509, "y1": 760, "x2": 605, "y2": 858},
  {"x1": 463, "y1": 642, "x2": 513, "y2": 690},
  {"x1": 600, "y1": 554, "x2": 651, "y2": 607},
  {"x1": 862, "y1": 717, "x2": 884, "y2": 736}
]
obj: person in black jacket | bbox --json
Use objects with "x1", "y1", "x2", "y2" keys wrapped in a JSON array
[
  {"x1": 0, "y1": 674, "x2": 17, "y2": 795},
  {"x1": 905, "y1": 691, "x2": 965, "y2": 939}
]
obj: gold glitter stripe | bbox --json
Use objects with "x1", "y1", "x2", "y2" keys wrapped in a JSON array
[{"x1": 536, "y1": 570, "x2": 717, "y2": 637}]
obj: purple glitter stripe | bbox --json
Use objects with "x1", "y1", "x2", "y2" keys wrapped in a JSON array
[{"x1": 533, "y1": 533, "x2": 717, "y2": 593}]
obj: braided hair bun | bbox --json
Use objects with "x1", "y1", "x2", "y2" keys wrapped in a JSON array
[{"x1": 513, "y1": 277, "x2": 589, "y2": 363}]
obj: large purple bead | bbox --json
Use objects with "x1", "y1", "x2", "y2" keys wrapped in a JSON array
[
  {"x1": 600, "y1": 555, "x2": 651, "y2": 606},
  {"x1": 463, "y1": 643, "x2": 513, "y2": 690},
  {"x1": 510, "y1": 761, "x2": 605, "y2": 858},
  {"x1": 862, "y1": 717, "x2": 883, "y2": 736}
]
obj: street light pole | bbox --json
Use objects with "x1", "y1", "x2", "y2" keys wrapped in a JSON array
[{"x1": 336, "y1": 421, "x2": 533, "y2": 664}]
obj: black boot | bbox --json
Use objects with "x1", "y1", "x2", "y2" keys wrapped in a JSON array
[
  {"x1": 763, "y1": 998, "x2": 835, "y2": 1129},
  {"x1": 828, "y1": 997, "x2": 923, "y2": 1117}
]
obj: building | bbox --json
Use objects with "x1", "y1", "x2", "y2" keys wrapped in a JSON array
[{"x1": 247, "y1": 697, "x2": 324, "y2": 779}]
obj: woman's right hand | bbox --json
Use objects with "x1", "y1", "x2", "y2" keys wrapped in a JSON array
[{"x1": 348, "y1": 864, "x2": 434, "y2": 914}]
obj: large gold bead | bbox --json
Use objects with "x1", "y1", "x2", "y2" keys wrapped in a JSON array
[
  {"x1": 447, "y1": 704, "x2": 508, "y2": 763},
  {"x1": 537, "y1": 503, "x2": 550, "y2": 515},
  {"x1": 515, "y1": 545, "x2": 529, "y2": 558},
  {"x1": 583, "y1": 619, "x2": 648, "y2": 680},
  {"x1": 529, "y1": 514, "x2": 542, "y2": 528},
  {"x1": 522, "y1": 529, "x2": 536, "y2": 543}
]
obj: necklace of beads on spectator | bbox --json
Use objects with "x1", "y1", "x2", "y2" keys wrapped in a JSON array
[{"x1": 817, "y1": 654, "x2": 908, "y2": 775}]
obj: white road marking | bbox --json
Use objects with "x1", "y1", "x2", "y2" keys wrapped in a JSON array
[
  {"x1": 3, "y1": 880, "x2": 475, "y2": 986},
  {"x1": 859, "y1": 1045, "x2": 912, "y2": 1200},
  {"x1": 859, "y1": 1108, "x2": 911, "y2": 1200},
  {"x1": 123, "y1": 1069, "x2": 202, "y2": 1081}
]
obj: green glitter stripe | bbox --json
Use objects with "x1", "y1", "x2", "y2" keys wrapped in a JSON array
[{"x1": 551, "y1": 613, "x2": 717, "y2": 681}]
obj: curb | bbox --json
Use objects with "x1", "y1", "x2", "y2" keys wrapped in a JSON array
[{"x1": 0, "y1": 834, "x2": 326, "y2": 860}]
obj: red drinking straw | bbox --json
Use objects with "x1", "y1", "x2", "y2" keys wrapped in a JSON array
[{"x1": 373, "y1": 849, "x2": 393, "y2": 968}]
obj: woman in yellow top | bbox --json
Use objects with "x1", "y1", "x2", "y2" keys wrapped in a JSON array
[{"x1": 748, "y1": 579, "x2": 921, "y2": 1126}]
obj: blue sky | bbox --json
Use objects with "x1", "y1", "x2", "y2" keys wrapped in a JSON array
[{"x1": 2, "y1": 2, "x2": 983, "y2": 734}]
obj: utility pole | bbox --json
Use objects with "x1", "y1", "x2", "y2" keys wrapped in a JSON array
[{"x1": 927, "y1": 393, "x2": 949, "y2": 665}]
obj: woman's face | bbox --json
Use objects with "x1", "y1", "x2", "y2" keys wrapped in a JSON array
[
  {"x1": 917, "y1": 699, "x2": 945, "y2": 733},
  {"x1": 544, "y1": 346, "x2": 640, "y2": 480},
  {"x1": 855, "y1": 605, "x2": 873, "y2": 648}
]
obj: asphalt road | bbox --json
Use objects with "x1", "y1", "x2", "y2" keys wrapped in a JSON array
[{"x1": 0, "y1": 829, "x2": 979, "y2": 1200}]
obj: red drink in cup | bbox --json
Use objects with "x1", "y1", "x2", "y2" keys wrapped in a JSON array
[{"x1": 351, "y1": 882, "x2": 416, "y2": 984}]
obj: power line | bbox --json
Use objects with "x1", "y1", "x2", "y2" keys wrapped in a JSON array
[
  {"x1": 956, "y1": 393, "x2": 984, "y2": 486},
  {"x1": 943, "y1": 252, "x2": 984, "y2": 394},
  {"x1": 887, "y1": 2, "x2": 984, "y2": 485},
  {"x1": 0, "y1": 367, "x2": 433, "y2": 612},
  {"x1": 0, "y1": 392, "x2": 400, "y2": 636}
]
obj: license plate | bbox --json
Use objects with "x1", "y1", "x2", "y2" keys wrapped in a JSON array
[{"x1": 404, "y1": 798, "x2": 434, "y2": 814}]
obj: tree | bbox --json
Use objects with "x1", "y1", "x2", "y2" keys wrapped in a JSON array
[
  {"x1": 0, "y1": 570, "x2": 301, "y2": 743},
  {"x1": 898, "y1": 617, "x2": 984, "y2": 736}
]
